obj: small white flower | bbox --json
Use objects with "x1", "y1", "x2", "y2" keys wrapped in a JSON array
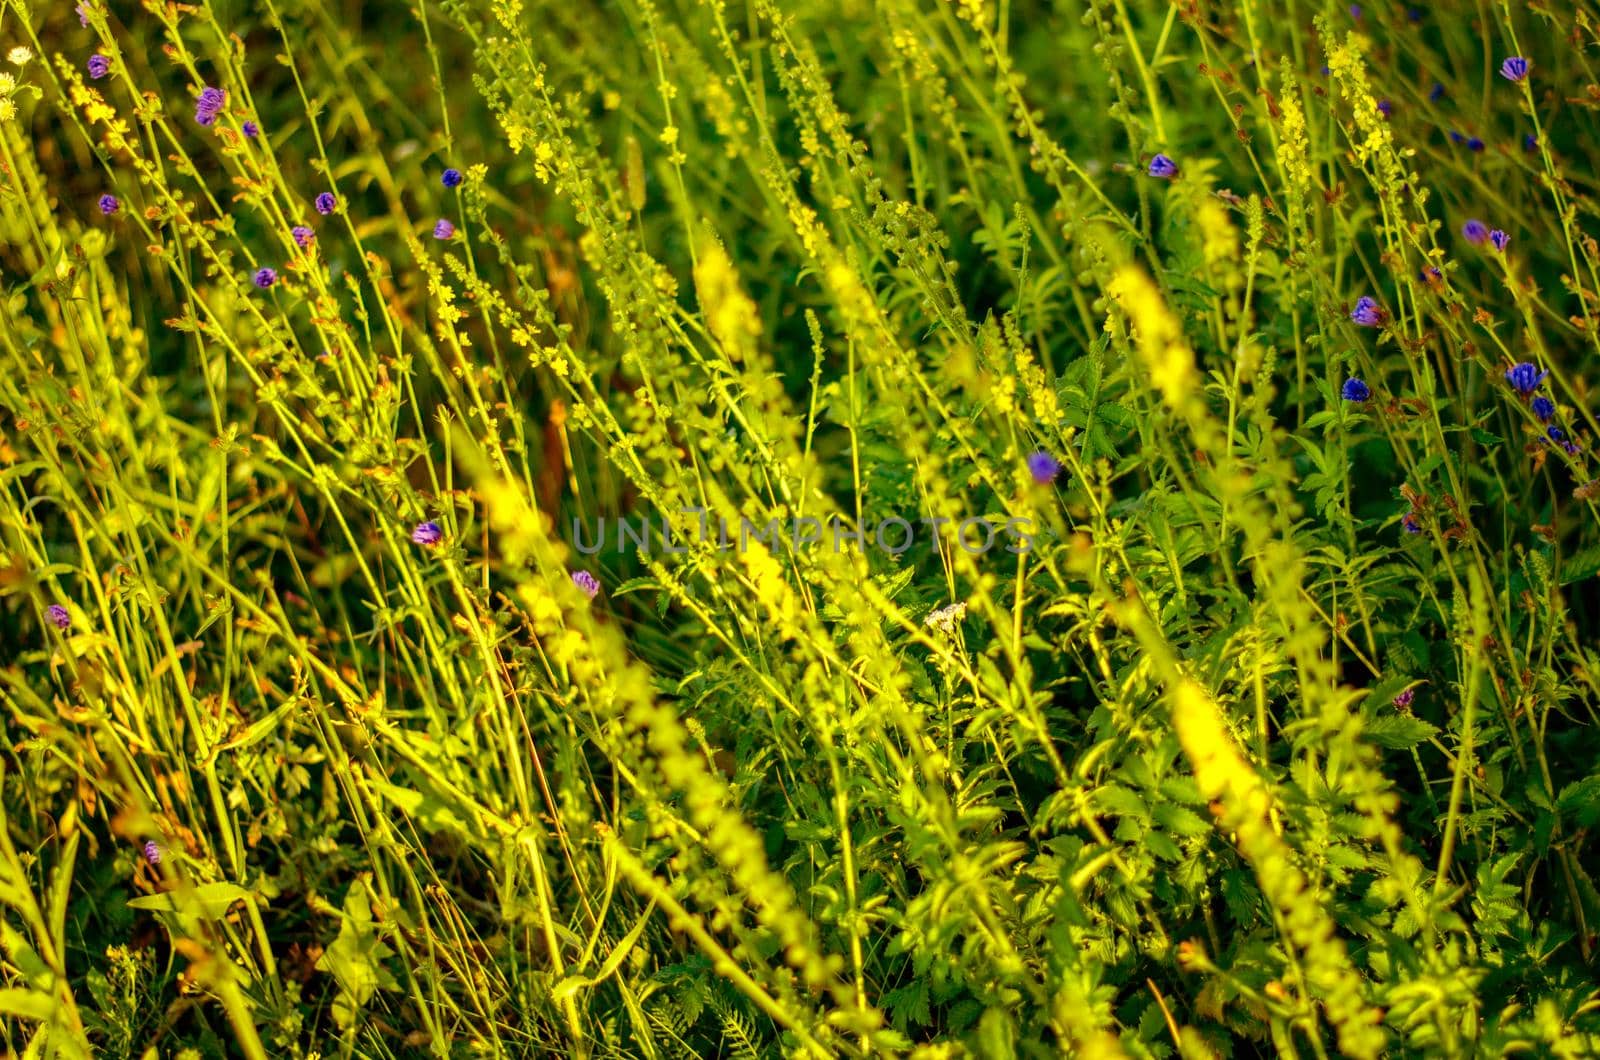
[
  {"x1": 924, "y1": 601, "x2": 967, "y2": 634},
  {"x1": 6, "y1": 47, "x2": 31, "y2": 67}
]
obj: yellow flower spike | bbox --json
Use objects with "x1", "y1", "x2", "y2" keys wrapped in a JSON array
[
  {"x1": 1170, "y1": 679, "x2": 1387, "y2": 1059},
  {"x1": 1107, "y1": 264, "x2": 1200, "y2": 422},
  {"x1": 693, "y1": 239, "x2": 761, "y2": 364}
]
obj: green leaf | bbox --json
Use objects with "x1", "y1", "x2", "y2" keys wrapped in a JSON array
[
  {"x1": 1363, "y1": 715, "x2": 1439, "y2": 749},
  {"x1": 0, "y1": 988, "x2": 55, "y2": 1023},
  {"x1": 127, "y1": 881, "x2": 251, "y2": 919},
  {"x1": 369, "y1": 779, "x2": 479, "y2": 840},
  {"x1": 1153, "y1": 803, "x2": 1211, "y2": 837},
  {"x1": 316, "y1": 884, "x2": 400, "y2": 1029},
  {"x1": 1556, "y1": 775, "x2": 1600, "y2": 827},
  {"x1": 1094, "y1": 784, "x2": 1148, "y2": 820},
  {"x1": 1559, "y1": 547, "x2": 1600, "y2": 587}
]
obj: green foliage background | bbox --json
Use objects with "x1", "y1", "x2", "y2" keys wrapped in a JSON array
[{"x1": 1, "y1": 0, "x2": 1599, "y2": 1055}]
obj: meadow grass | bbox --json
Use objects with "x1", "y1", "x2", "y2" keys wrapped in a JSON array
[{"x1": 2, "y1": 0, "x2": 1600, "y2": 1056}]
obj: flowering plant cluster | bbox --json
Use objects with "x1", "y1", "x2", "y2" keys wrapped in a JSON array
[{"x1": 0, "y1": 2, "x2": 1596, "y2": 1058}]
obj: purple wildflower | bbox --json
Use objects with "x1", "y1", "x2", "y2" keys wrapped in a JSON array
[
  {"x1": 1147, "y1": 153, "x2": 1178, "y2": 179},
  {"x1": 143, "y1": 840, "x2": 161, "y2": 865},
  {"x1": 315, "y1": 192, "x2": 337, "y2": 215},
  {"x1": 433, "y1": 218, "x2": 455, "y2": 240},
  {"x1": 1349, "y1": 4, "x2": 1361, "y2": 19},
  {"x1": 412, "y1": 521, "x2": 443, "y2": 546},
  {"x1": 291, "y1": 225, "x2": 315, "y2": 248},
  {"x1": 87, "y1": 54, "x2": 109, "y2": 79},
  {"x1": 1489, "y1": 229, "x2": 1510, "y2": 252},
  {"x1": 1468, "y1": 136, "x2": 1485, "y2": 152},
  {"x1": 1462, "y1": 219, "x2": 1489, "y2": 245},
  {"x1": 1377, "y1": 99, "x2": 1393, "y2": 118},
  {"x1": 1500, "y1": 56, "x2": 1530, "y2": 83},
  {"x1": 46, "y1": 604, "x2": 70, "y2": 630},
  {"x1": 1026, "y1": 451, "x2": 1062, "y2": 484},
  {"x1": 1393, "y1": 687, "x2": 1415, "y2": 709},
  {"x1": 77, "y1": 1, "x2": 91, "y2": 25},
  {"x1": 1430, "y1": 82, "x2": 1446, "y2": 102},
  {"x1": 442, "y1": 167, "x2": 463, "y2": 187},
  {"x1": 1341, "y1": 377, "x2": 1371, "y2": 402},
  {"x1": 1505, "y1": 362, "x2": 1548, "y2": 396},
  {"x1": 1401, "y1": 512, "x2": 1422, "y2": 535},
  {"x1": 252, "y1": 267, "x2": 277, "y2": 289},
  {"x1": 1421, "y1": 265, "x2": 1443, "y2": 285},
  {"x1": 1562, "y1": 440, "x2": 1581, "y2": 455},
  {"x1": 242, "y1": 120, "x2": 259, "y2": 138},
  {"x1": 1449, "y1": 129, "x2": 1466, "y2": 144},
  {"x1": 1547, "y1": 426, "x2": 1566, "y2": 444},
  {"x1": 1407, "y1": 7, "x2": 1423, "y2": 22},
  {"x1": 571, "y1": 570, "x2": 600, "y2": 599},
  {"x1": 97, "y1": 193, "x2": 119, "y2": 216},
  {"x1": 195, "y1": 86, "x2": 225, "y2": 126},
  {"x1": 1350, "y1": 296, "x2": 1384, "y2": 327},
  {"x1": 1532, "y1": 396, "x2": 1556, "y2": 422}
]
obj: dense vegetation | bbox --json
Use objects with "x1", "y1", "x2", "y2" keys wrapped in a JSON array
[{"x1": 3, "y1": 0, "x2": 1600, "y2": 1055}]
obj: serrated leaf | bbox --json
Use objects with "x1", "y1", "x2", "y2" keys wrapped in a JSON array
[
  {"x1": 1364, "y1": 714, "x2": 1440, "y2": 749},
  {"x1": 1153, "y1": 803, "x2": 1211, "y2": 837},
  {"x1": 1556, "y1": 775, "x2": 1600, "y2": 826}
]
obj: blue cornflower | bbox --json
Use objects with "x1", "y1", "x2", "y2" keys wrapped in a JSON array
[
  {"x1": 87, "y1": 54, "x2": 109, "y2": 79},
  {"x1": 1026, "y1": 451, "x2": 1062, "y2": 483},
  {"x1": 442, "y1": 167, "x2": 463, "y2": 187},
  {"x1": 242, "y1": 120, "x2": 259, "y2": 138},
  {"x1": 1341, "y1": 377, "x2": 1371, "y2": 402},
  {"x1": 1147, "y1": 153, "x2": 1178, "y2": 179},
  {"x1": 1532, "y1": 395, "x2": 1557, "y2": 422},
  {"x1": 1505, "y1": 361, "x2": 1548, "y2": 395},
  {"x1": 412, "y1": 521, "x2": 443, "y2": 546},
  {"x1": 1351, "y1": 296, "x2": 1384, "y2": 327},
  {"x1": 291, "y1": 225, "x2": 315, "y2": 248},
  {"x1": 253, "y1": 267, "x2": 277, "y2": 288},
  {"x1": 1547, "y1": 426, "x2": 1566, "y2": 444},
  {"x1": 1430, "y1": 82, "x2": 1446, "y2": 102},
  {"x1": 98, "y1": 193, "x2": 119, "y2": 216},
  {"x1": 46, "y1": 604, "x2": 70, "y2": 630},
  {"x1": 143, "y1": 840, "x2": 161, "y2": 865},
  {"x1": 1377, "y1": 99, "x2": 1393, "y2": 118},
  {"x1": 1468, "y1": 136, "x2": 1485, "y2": 152},
  {"x1": 1462, "y1": 219, "x2": 1489, "y2": 245},
  {"x1": 315, "y1": 192, "x2": 337, "y2": 215},
  {"x1": 572, "y1": 570, "x2": 600, "y2": 599},
  {"x1": 1490, "y1": 229, "x2": 1510, "y2": 252},
  {"x1": 1500, "y1": 56, "x2": 1530, "y2": 82},
  {"x1": 433, "y1": 218, "x2": 455, "y2": 240}
]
